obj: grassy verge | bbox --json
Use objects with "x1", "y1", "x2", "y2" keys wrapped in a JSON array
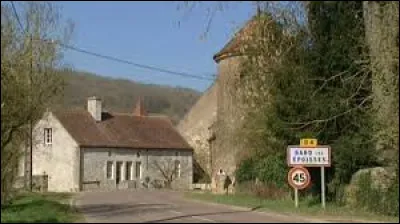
[
  {"x1": 1, "y1": 192, "x2": 83, "y2": 223},
  {"x1": 185, "y1": 192, "x2": 399, "y2": 223}
]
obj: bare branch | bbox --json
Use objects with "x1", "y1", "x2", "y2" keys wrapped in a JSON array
[{"x1": 287, "y1": 95, "x2": 373, "y2": 130}]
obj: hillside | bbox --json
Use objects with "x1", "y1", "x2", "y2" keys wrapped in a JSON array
[{"x1": 57, "y1": 69, "x2": 202, "y2": 124}]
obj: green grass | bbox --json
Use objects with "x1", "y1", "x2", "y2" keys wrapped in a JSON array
[
  {"x1": 185, "y1": 192, "x2": 399, "y2": 223},
  {"x1": 1, "y1": 192, "x2": 83, "y2": 223}
]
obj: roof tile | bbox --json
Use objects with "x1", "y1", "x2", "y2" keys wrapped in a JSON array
[{"x1": 54, "y1": 110, "x2": 192, "y2": 150}]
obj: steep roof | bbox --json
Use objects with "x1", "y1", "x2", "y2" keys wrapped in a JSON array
[
  {"x1": 213, "y1": 14, "x2": 272, "y2": 63},
  {"x1": 53, "y1": 110, "x2": 192, "y2": 150}
]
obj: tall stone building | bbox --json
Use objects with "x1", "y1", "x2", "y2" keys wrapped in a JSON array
[
  {"x1": 178, "y1": 14, "x2": 266, "y2": 191},
  {"x1": 176, "y1": 84, "x2": 217, "y2": 181}
]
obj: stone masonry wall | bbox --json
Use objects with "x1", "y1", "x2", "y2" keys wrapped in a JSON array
[
  {"x1": 19, "y1": 112, "x2": 80, "y2": 192},
  {"x1": 177, "y1": 84, "x2": 217, "y2": 180},
  {"x1": 81, "y1": 148, "x2": 193, "y2": 191},
  {"x1": 214, "y1": 56, "x2": 247, "y2": 180}
]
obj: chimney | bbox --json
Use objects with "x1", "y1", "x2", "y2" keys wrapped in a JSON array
[
  {"x1": 133, "y1": 97, "x2": 147, "y2": 117},
  {"x1": 87, "y1": 96, "x2": 102, "y2": 121}
]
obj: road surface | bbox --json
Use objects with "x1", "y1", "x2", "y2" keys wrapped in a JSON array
[{"x1": 74, "y1": 190, "x2": 328, "y2": 223}]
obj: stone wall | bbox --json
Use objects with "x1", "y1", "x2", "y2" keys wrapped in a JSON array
[
  {"x1": 81, "y1": 148, "x2": 193, "y2": 191},
  {"x1": 214, "y1": 56, "x2": 246, "y2": 179},
  {"x1": 14, "y1": 174, "x2": 48, "y2": 192},
  {"x1": 19, "y1": 112, "x2": 80, "y2": 192},
  {"x1": 177, "y1": 84, "x2": 217, "y2": 181}
]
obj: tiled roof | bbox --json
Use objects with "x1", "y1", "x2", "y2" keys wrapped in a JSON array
[
  {"x1": 213, "y1": 15, "x2": 265, "y2": 62},
  {"x1": 53, "y1": 110, "x2": 192, "y2": 150}
]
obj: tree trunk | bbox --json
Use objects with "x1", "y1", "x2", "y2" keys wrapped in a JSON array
[{"x1": 363, "y1": 1, "x2": 399, "y2": 165}]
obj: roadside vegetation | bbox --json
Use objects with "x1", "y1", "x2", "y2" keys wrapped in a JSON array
[
  {"x1": 186, "y1": 1, "x2": 398, "y2": 218},
  {"x1": 1, "y1": 192, "x2": 82, "y2": 223},
  {"x1": 186, "y1": 192, "x2": 399, "y2": 223}
]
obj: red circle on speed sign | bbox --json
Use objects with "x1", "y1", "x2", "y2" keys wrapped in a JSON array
[{"x1": 288, "y1": 167, "x2": 311, "y2": 190}]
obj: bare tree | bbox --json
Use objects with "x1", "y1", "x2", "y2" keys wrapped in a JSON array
[{"x1": 150, "y1": 157, "x2": 190, "y2": 189}]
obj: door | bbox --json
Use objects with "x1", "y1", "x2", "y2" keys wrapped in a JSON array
[
  {"x1": 116, "y1": 161, "x2": 123, "y2": 185},
  {"x1": 135, "y1": 161, "x2": 142, "y2": 179}
]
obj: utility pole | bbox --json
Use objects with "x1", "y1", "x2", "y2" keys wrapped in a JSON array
[{"x1": 27, "y1": 34, "x2": 33, "y2": 191}]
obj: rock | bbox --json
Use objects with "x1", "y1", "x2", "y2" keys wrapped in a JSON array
[
  {"x1": 350, "y1": 167, "x2": 395, "y2": 190},
  {"x1": 344, "y1": 167, "x2": 396, "y2": 206}
]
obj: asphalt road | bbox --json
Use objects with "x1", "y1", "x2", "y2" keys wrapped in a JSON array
[{"x1": 74, "y1": 190, "x2": 327, "y2": 223}]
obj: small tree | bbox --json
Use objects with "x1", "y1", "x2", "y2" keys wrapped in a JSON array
[{"x1": 150, "y1": 157, "x2": 189, "y2": 189}]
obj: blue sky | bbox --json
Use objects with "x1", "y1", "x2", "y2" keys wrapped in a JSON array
[{"x1": 57, "y1": 1, "x2": 256, "y2": 92}]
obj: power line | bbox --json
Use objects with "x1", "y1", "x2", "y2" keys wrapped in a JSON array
[
  {"x1": 10, "y1": 1, "x2": 24, "y2": 32},
  {"x1": 8, "y1": 1, "x2": 215, "y2": 81},
  {"x1": 58, "y1": 42, "x2": 216, "y2": 81}
]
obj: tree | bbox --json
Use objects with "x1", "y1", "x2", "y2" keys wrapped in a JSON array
[
  {"x1": 1, "y1": 1, "x2": 73, "y2": 205},
  {"x1": 150, "y1": 157, "x2": 190, "y2": 189},
  {"x1": 183, "y1": 0, "x2": 399, "y2": 214},
  {"x1": 362, "y1": 1, "x2": 399, "y2": 165}
]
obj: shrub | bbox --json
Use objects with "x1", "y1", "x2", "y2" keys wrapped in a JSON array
[{"x1": 354, "y1": 169, "x2": 399, "y2": 216}]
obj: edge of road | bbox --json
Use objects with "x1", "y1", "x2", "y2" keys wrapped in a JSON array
[
  {"x1": 69, "y1": 190, "x2": 397, "y2": 223},
  {"x1": 183, "y1": 195, "x2": 394, "y2": 223},
  {"x1": 181, "y1": 196, "x2": 331, "y2": 223}
]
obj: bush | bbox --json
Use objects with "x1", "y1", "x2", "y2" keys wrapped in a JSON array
[
  {"x1": 354, "y1": 169, "x2": 399, "y2": 217},
  {"x1": 236, "y1": 153, "x2": 288, "y2": 188},
  {"x1": 236, "y1": 181, "x2": 290, "y2": 200},
  {"x1": 236, "y1": 158, "x2": 257, "y2": 183},
  {"x1": 236, "y1": 152, "x2": 290, "y2": 200},
  {"x1": 253, "y1": 183, "x2": 289, "y2": 200},
  {"x1": 254, "y1": 153, "x2": 288, "y2": 189},
  {"x1": 383, "y1": 167, "x2": 399, "y2": 216}
]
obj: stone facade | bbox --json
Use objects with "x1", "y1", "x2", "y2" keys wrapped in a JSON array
[
  {"x1": 177, "y1": 84, "x2": 217, "y2": 180},
  {"x1": 177, "y1": 52, "x2": 247, "y2": 190},
  {"x1": 81, "y1": 148, "x2": 193, "y2": 191},
  {"x1": 19, "y1": 112, "x2": 81, "y2": 192},
  {"x1": 213, "y1": 56, "x2": 246, "y2": 179},
  {"x1": 19, "y1": 110, "x2": 193, "y2": 192},
  {"x1": 178, "y1": 15, "x2": 266, "y2": 192},
  {"x1": 14, "y1": 174, "x2": 48, "y2": 192}
]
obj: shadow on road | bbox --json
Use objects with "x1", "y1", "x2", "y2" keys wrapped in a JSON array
[
  {"x1": 143, "y1": 209, "x2": 257, "y2": 223},
  {"x1": 77, "y1": 202, "x2": 176, "y2": 218}
]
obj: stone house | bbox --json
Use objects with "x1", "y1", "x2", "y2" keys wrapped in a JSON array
[
  {"x1": 178, "y1": 14, "x2": 266, "y2": 192},
  {"x1": 19, "y1": 97, "x2": 193, "y2": 192}
]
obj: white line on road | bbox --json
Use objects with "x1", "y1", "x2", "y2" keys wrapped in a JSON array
[
  {"x1": 169, "y1": 210, "x2": 217, "y2": 223},
  {"x1": 191, "y1": 216, "x2": 217, "y2": 223}
]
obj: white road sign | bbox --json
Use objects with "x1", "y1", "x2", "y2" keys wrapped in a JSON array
[{"x1": 287, "y1": 146, "x2": 331, "y2": 167}]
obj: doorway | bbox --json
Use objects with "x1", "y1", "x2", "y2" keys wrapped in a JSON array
[{"x1": 116, "y1": 161, "x2": 123, "y2": 185}]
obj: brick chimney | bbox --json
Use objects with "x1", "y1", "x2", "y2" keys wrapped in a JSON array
[
  {"x1": 133, "y1": 97, "x2": 147, "y2": 117},
  {"x1": 87, "y1": 96, "x2": 102, "y2": 121}
]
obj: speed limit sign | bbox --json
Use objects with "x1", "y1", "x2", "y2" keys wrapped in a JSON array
[{"x1": 288, "y1": 167, "x2": 311, "y2": 190}]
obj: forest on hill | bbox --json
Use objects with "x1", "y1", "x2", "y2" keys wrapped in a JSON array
[{"x1": 58, "y1": 69, "x2": 202, "y2": 124}]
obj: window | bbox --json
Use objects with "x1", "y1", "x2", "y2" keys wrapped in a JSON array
[
  {"x1": 175, "y1": 160, "x2": 181, "y2": 178},
  {"x1": 44, "y1": 128, "x2": 52, "y2": 145},
  {"x1": 135, "y1": 161, "x2": 142, "y2": 179},
  {"x1": 126, "y1": 162, "x2": 133, "y2": 180},
  {"x1": 106, "y1": 161, "x2": 113, "y2": 179}
]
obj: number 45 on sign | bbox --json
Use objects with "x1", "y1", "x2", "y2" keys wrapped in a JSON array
[{"x1": 288, "y1": 167, "x2": 310, "y2": 190}]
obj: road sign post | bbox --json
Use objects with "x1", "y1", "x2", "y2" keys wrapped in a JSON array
[
  {"x1": 288, "y1": 166, "x2": 311, "y2": 208},
  {"x1": 321, "y1": 166, "x2": 326, "y2": 209},
  {"x1": 287, "y1": 139, "x2": 331, "y2": 209}
]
